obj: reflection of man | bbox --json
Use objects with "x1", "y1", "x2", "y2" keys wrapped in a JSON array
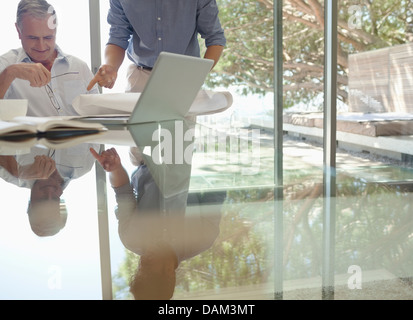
[
  {"x1": 91, "y1": 147, "x2": 222, "y2": 300},
  {"x1": 0, "y1": 154, "x2": 55, "y2": 186},
  {"x1": 88, "y1": 0, "x2": 226, "y2": 92},
  {"x1": 0, "y1": 144, "x2": 99, "y2": 188},
  {"x1": 0, "y1": 0, "x2": 99, "y2": 115},
  {"x1": 28, "y1": 169, "x2": 67, "y2": 237},
  {"x1": 0, "y1": 143, "x2": 99, "y2": 237},
  {"x1": 0, "y1": 153, "x2": 65, "y2": 236}
]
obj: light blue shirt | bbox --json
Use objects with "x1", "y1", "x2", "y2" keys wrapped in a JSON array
[
  {"x1": 0, "y1": 47, "x2": 99, "y2": 117},
  {"x1": 0, "y1": 144, "x2": 100, "y2": 189},
  {"x1": 107, "y1": 0, "x2": 226, "y2": 68}
]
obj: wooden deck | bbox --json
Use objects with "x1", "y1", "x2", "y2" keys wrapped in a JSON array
[{"x1": 349, "y1": 43, "x2": 413, "y2": 114}]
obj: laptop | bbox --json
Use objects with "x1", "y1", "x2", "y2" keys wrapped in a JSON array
[{"x1": 85, "y1": 52, "x2": 214, "y2": 126}]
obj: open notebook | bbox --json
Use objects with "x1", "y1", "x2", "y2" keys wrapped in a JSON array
[{"x1": 81, "y1": 52, "x2": 214, "y2": 125}]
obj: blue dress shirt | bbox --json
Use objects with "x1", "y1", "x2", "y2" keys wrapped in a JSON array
[{"x1": 107, "y1": 0, "x2": 226, "y2": 68}]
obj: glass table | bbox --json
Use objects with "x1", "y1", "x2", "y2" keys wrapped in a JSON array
[{"x1": 1, "y1": 118, "x2": 413, "y2": 300}]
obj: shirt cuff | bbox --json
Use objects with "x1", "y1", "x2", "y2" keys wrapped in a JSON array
[{"x1": 107, "y1": 37, "x2": 130, "y2": 51}]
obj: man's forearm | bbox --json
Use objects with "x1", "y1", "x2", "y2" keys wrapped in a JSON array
[
  {"x1": 204, "y1": 45, "x2": 224, "y2": 69},
  {"x1": 105, "y1": 44, "x2": 126, "y2": 71},
  {"x1": 0, "y1": 63, "x2": 51, "y2": 97},
  {"x1": 0, "y1": 156, "x2": 18, "y2": 177},
  {"x1": 109, "y1": 166, "x2": 130, "y2": 188},
  {"x1": 0, "y1": 66, "x2": 16, "y2": 99}
]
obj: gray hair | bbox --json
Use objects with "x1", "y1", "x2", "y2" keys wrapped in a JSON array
[{"x1": 16, "y1": 0, "x2": 57, "y2": 30}]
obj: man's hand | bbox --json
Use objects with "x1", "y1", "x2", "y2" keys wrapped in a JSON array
[
  {"x1": 87, "y1": 65, "x2": 118, "y2": 91},
  {"x1": 9, "y1": 63, "x2": 51, "y2": 88},
  {"x1": 0, "y1": 63, "x2": 51, "y2": 98},
  {"x1": 18, "y1": 155, "x2": 56, "y2": 180},
  {"x1": 90, "y1": 147, "x2": 122, "y2": 172},
  {"x1": 91, "y1": 147, "x2": 130, "y2": 188}
]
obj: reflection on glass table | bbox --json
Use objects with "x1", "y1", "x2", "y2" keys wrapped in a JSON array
[
  {"x1": 0, "y1": 118, "x2": 412, "y2": 300},
  {"x1": 0, "y1": 142, "x2": 102, "y2": 299},
  {"x1": 0, "y1": 143, "x2": 99, "y2": 237},
  {"x1": 100, "y1": 120, "x2": 275, "y2": 300},
  {"x1": 94, "y1": 120, "x2": 225, "y2": 300}
]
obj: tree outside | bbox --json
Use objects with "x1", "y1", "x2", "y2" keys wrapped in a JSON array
[{"x1": 209, "y1": 0, "x2": 413, "y2": 108}]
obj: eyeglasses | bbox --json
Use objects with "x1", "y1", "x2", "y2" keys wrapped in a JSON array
[
  {"x1": 48, "y1": 149, "x2": 83, "y2": 169},
  {"x1": 45, "y1": 72, "x2": 80, "y2": 112},
  {"x1": 51, "y1": 71, "x2": 79, "y2": 79},
  {"x1": 45, "y1": 84, "x2": 61, "y2": 111}
]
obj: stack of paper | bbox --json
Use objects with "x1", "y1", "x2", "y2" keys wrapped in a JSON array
[{"x1": 72, "y1": 90, "x2": 233, "y2": 117}]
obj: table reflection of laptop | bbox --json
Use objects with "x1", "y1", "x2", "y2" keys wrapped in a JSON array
[{"x1": 83, "y1": 52, "x2": 214, "y2": 126}]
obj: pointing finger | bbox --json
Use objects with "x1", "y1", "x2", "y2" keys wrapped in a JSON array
[
  {"x1": 87, "y1": 76, "x2": 99, "y2": 91},
  {"x1": 90, "y1": 147, "x2": 101, "y2": 160}
]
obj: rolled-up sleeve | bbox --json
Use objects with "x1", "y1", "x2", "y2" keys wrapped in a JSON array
[
  {"x1": 197, "y1": 0, "x2": 226, "y2": 47},
  {"x1": 107, "y1": 0, "x2": 134, "y2": 50},
  {"x1": 113, "y1": 183, "x2": 137, "y2": 220}
]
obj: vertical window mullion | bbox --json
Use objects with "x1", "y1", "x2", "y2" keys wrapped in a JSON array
[
  {"x1": 322, "y1": 0, "x2": 338, "y2": 301},
  {"x1": 274, "y1": 0, "x2": 284, "y2": 300},
  {"x1": 89, "y1": 0, "x2": 112, "y2": 301}
]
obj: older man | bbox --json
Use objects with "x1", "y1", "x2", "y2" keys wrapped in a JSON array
[{"x1": 0, "y1": 0, "x2": 98, "y2": 116}]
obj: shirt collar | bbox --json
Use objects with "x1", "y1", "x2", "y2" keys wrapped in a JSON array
[
  {"x1": 16, "y1": 48, "x2": 31, "y2": 63},
  {"x1": 54, "y1": 45, "x2": 69, "y2": 63},
  {"x1": 16, "y1": 45, "x2": 69, "y2": 65}
]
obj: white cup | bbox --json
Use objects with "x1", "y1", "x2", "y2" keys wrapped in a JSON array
[{"x1": 0, "y1": 99, "x2": 28, "y2": 121}]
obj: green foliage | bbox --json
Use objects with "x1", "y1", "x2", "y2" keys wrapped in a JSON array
[
  {"x1": 210, "y1": 0, "x2": 413, "y2": 106},
  {"x1": 206, "y1": 0, "x2": 274, "y2": 96}
]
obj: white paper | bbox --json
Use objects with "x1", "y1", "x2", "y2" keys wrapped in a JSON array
[
  {"x1": 186, "y1": 90, "x2": 233, "y2": 116},
  {"x1": 72, "y1": 90, "x2": 233, "y2": 117},
  {"x1": 72, "y1": 92, "x2": 139, "y2": 116}
]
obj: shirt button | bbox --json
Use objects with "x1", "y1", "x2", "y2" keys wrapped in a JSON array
[
  {"x1": 158, "y1": 37, "x2": 162, "y2": 41},
  {"x1": 158, "y1": 17, "x2": 161, "y2": 21}
]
